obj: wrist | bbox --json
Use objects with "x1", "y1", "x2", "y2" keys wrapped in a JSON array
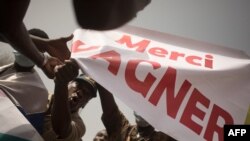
[{"x1": 38, "y1": 53, "x2": 49, "y2": 68}]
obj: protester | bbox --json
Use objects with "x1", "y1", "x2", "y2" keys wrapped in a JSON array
[
  {"x1": 42, "y1": 59, "x2": 97, "y2": 141},
  {"x1": 93, "y1": 84, "x2": 176, "y2": 141},
  {"x1": 0, "y1": 0, "x2": 151, "y2": 79},
  {"x1": 0, "y1": 1, "x2": 67, "y2": 79},
  {"x1": 0, "y1": 28, "x2": 73, "y2": 134},
  {"x1": 0, "y1": 50, "x2": 49, "y2": 134}
]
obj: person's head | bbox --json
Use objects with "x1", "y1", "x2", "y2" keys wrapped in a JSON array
[
  {"x1": 73, "y1": 0, "x2": 151, "y2": 30},
  {"x1": 68, "y1": 74, "x2": 97, "y2": 112},
  {"x1": 28, "y1": 28, "x2": 49, "y2": 39},
  {"x1": 93, "y1": 129, "x2": 108, "y2": 141}
]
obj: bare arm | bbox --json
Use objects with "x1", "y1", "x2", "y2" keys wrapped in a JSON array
[
  {"x1": 52, "y1": 60, "x2": 79, "y2": 138},
  {"x1": 5, "y1": 23, "x2": 45, "y2": 66},
  {"x1": 31, "y1": 34, "x2": 73, "y2": 61},
  {"x1": 0, "y1": 0, "x2": 44, "y2": 65},
  {"x1": 97, "y1": 84, "x2": 119, "y2": 119},
  {"x1": 5, "y1": 23, "x2": 63, "y2": 79},
  {"x1": 0, "y1": 0, "x2": 62, "y2": 79}
]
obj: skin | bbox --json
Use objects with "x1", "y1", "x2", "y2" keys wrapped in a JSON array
[
  {"x1": 0, "y1": 0, "x2": 151, "y2": 78},
  {"x1": 0, "y1": 0, "x2": 69, "y2": 79},
  {"x1": 51, "y1": 60, "x2": 94, "y2": 138}
]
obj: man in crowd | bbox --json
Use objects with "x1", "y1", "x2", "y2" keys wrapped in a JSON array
[
  {"x1": 0, "y1": 28, "x2": 74, "y2": 133},
  {"x1": 93, "y1": 84, "x2": 176, "y2": 141},
  {"x1": 0, "y1": 0, "x2": 151, "y2": 79},
  {"x1": 42, "y1": 59, "x2": 97, "y2": 141},
  {"x1": 0, "y1": 49, "x2": 49, "y2": 134},
  {"x1": 0, "y1": 28, "x2": 54, "y2": 134}
]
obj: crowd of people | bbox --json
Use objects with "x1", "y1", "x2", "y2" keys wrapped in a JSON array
[{"x1": 0, "y1": 0, "x2": 177, "y2": 141}]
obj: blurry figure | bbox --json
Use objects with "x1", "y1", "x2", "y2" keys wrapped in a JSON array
[
  {"x1": 0, "y1": 0, "x2": 74, "y2": 79},
  {"x1": 42, "y1": 60, "x2": 97, "y2": 141},
  {"x1": 0, "y1": 0, "x2": 150, "y2": 78},
  {"x1": 0, "y1": 28, "x2": 67, "y2": 134},
  {"x1": 93, "y1": 85, "x2": 176, "y2": 141},
  {"x1": 0, "y1": 42, "x2": 14, "y2": 66},
  {"x1": 0, "y1": 50, "x2": 48, "y2": 134},
  {"x1": 73, "y1": 0, "x2": 151, "y2": 30}
]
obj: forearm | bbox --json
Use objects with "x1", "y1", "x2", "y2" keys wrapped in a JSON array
[
  {"x1": 3, "y1": 22, "x2": 45, "y2": 67},
  {"x1": 52, "y1": 82, "x2": 72, "y2": 138},
  {"x1": 30, "y1": 35, "x2": 49, "y2": 53},
  {"x1": 0, "y1": 0, "x2": 30, "y2": 29},
  {"x1": 97, "y1": 84, "x2": 119, "y2": 117}
]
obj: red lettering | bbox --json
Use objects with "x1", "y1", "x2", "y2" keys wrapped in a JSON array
[
  {"x1": 169, "y1": 51, "x2": 185, "y2": 61},
  {"x1": 148, "y1": 67, "x2": 192, "y2": 118},
  {"x1": 204, "y1": 104, "x2": 234, "y2": 141},
  {"x1": 116, "y1": 35, "x2": 150, "y2": 53},
  {"x1": 125, "y1": 60, "x2": 161, "y2": 97},
  {"x1": 71, "y1": 40, "x2": 99, "y2": 53},
  {"x1": 186, "y1": 56, "x2": 202, "y2": 67},
  {"x1": 180, "y1": 88, "x2": 210, "y2": 135},
  {"x1": 148, "y1": 47, "x2": 168, "y2": 57},
  {"x1": 205, "y1": 55, "x2": 214, "y2": 69},
  {"x1": 91, "y1": 51, "x2": 121, "y2": 75}
]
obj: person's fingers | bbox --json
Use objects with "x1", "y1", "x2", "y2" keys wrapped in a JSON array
[
  {"x1": 69, "y1": 58, "x2": 79, "y2": 68},
  {"x1": 65, "y1": 59, "x2": 79, "y2": 74},
  {"x1": 54, "y1": 64, "x2": 71, "y2": 82},
  {"x1": 55, "y1": 62, "x2": 78, "y2": 83},
  {"x1": 62, "y1": 34, "x2": 74, "y2": 42}
]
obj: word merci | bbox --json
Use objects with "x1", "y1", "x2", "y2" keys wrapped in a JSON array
[
  {"x1": 72, "y1": 34, "x2": 214, "y2": 69},
  {"x1": 72, "y1": 35, "x2": 233, "y2": 141}
]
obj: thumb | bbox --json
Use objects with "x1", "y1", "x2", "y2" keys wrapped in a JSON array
[{"x1": 62, "y1": 34, "x2": 74, "y2": 42}]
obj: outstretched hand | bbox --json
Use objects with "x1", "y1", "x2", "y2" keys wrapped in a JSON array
[{"x1": 46, "y1": 34, "x2": 73, "y2": 62}]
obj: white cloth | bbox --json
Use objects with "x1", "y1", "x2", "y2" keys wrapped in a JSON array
[
  {"x1": 0, "y1": 63, "x2": 48, "y2": 114},
  {"x1": 0, "y1": 89, "x2": 44, "y2": 141}
]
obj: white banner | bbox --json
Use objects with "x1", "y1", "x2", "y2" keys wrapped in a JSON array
[
  {"x1": 0, "y1": 89, "x2": 43, "y2": 141},
  {"x1": 71, "y1": 26, "x2": 250, "y2": 141}
]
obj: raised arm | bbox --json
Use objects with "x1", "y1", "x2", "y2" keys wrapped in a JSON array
[
  {"x1": 0, "y1": 0, "x2": 43, "y2": 65},
  {"x1": 52, "y1": 60, "x2": 79, "y2": 138},
  {"x1": 97, "y1": 84, "x2": 119, "y2": 118},
  {"x1": 0, "y1": 0, "x2": 61, "y2": 79}
]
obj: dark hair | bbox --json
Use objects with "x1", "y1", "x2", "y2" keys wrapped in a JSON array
[{"x1": 28, "y1": 28, "x2": 49, "y2": 39}]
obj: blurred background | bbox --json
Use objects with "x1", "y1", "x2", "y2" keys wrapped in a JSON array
[{"x1": 1, "y1": 0, "x2": 249, "y2": 140}]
